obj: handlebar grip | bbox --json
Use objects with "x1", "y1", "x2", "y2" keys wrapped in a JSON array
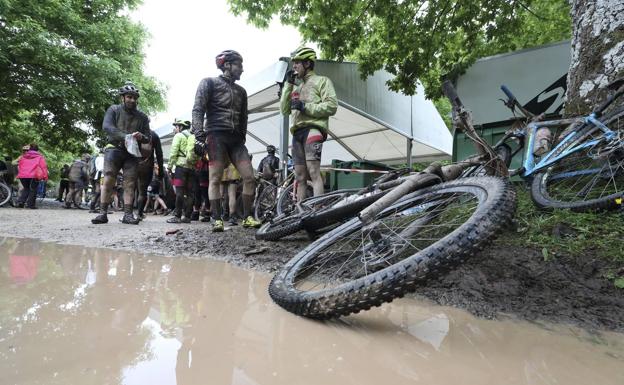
[
  {"x1": 442, "y1": 80, "x2": 462, "y2": 107},
  {"x1": 500, "y1": 85, "x2": 516, "y2": 102}
]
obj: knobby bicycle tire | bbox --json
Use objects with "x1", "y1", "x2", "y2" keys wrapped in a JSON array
[
  {"x1": 530, "y1": 106, "x2": 624, "y2": 211},
  {"x1": 255, "y1": 189, "x2": 362, "y2": 241},
  {"x1": 255, "y1": 213, "x2": 305, "y2": 241},
  {"x1": 0, "y1": 182, "x2": 11, "y2": 207},
  {"x1": 269, "y1": 177, "x2": 516, "y2": 319}
]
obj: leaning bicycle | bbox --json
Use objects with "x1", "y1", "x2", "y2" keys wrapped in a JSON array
[{"x1": 470, "y1": 78, "x2": 624, "y2": 211}]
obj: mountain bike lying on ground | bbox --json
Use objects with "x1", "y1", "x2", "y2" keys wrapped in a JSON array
[
  {"x1": 474, "y1": 78, "x2": 624, "y2": 211},
  {"x1": 267, "y1": 81, "x2": 517, "y2": 319},
  {"x1": 256, "y1": 79, "x2": 510, "y2": 242}
]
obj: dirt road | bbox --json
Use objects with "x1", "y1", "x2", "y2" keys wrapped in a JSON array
[{"x1": 1, "y1": 199, "x2": 623, "y2": 332}]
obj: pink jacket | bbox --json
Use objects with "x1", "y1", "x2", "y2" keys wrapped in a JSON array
[{"x1": 17, "y1": 150, "x2": 49, "y2": 180}]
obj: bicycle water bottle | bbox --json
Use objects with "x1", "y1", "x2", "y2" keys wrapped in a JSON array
[{"x1": 533, "y1": 128, "x2": 553, "y2": 156}]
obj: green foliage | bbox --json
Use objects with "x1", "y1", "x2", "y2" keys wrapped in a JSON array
[
  {"x1": 0, "y1": 0, "x2": 166, "y2": 162},
  {"x1": 500, "y1": 187, "x2": 624, "y2": 261},
  {"x1": 228, "y1": 0, "x2": 571, "y2": 99}
]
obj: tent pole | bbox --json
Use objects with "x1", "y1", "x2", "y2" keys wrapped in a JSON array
[
  {"x1": 407, "y1": 138, "x2": 413, "y2": 169},
  {"x1": 280, "y1": 113, "x2": 289, "y2": 180}
]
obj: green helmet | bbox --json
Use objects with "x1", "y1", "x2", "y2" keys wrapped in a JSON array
[
  {"x1": 291, "y1": 47, "x2": 317, "y2": 62},
  {"x1": 173, "y1": 118, "x2": 190, "y2": 128}
]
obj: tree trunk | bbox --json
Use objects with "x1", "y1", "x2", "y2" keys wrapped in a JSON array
[{"x1": 565, "y1": 0, "x2": 624, "y2": 116}]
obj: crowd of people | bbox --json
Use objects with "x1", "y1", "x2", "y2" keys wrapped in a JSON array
[{"x1": 8, "y1": 46, "x2": 337, "y2": 232}]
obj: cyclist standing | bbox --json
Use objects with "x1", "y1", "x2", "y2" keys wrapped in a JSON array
[
  {"x1": 191, "y1": 50, "x2": 261, "y2": 232},
  {"x1": 167, "y1": 119, "x2": 196, "y2": 224},
  {"x1": 280, "y1": 47, "x2": 337, "y2": 201},
  {"x1": 258, "y1": 145, "x2": 281, "y2": 182},
  {"x1": 65, "y1": 154, "x2": 89, "y2": 209},
  {"x1": 91, "y1": 82, "x2": 151, "y2": 225}
]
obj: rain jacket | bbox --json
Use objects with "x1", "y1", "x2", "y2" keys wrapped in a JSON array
[
  {"x1": 102, "y1": 104, "x2": 151, "y2": 149},
  {"x1": 280, "y1": 71, "x2": 338, "y2": 135},
  {"x1": 168, "y1": 130, "x2": 196, "y2": 169},
  {"x1": 191, "y1": 75, "x2": 248, "y2": 138},
  {"x1": 17, "y1": 150, "x2": 49, "y2": 180}
]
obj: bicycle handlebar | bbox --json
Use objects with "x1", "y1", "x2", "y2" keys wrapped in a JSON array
[{"x1": 500, "y1": 85, "x2": 516, "y2": 102}]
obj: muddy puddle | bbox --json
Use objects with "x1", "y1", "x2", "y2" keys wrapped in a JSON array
[{"x1": 1, "y1": 237, "x2": 623, "y2": 385}]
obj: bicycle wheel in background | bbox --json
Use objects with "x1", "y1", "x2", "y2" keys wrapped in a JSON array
[
  {"x1": 0, "y1": 182, "x2": 11, "y2": 207},
  {"x1": 531, "y1": 106, "x2": 624, "y2": 211},
  {"x1": 254, "y1": 183, "x2": 278, "y2": 221},
  {"x1": 269, "y1": 177, "x2": 516, "y2": 319},
  {"x1": 276, "y1": 182, "x2": 313, "y2": 216}
]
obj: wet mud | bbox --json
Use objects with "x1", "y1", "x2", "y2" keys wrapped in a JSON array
[{"x1": 1, "y1": 200, "x2": 623, "y2": 333}]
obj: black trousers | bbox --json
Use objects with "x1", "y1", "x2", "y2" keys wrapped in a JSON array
[{"x1": 18, "y1": 178, "x2": 38, "y2": 208}]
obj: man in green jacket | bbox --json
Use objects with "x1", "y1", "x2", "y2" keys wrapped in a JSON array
[
  {"x1": 167, "y1": 119, "x2": 195, "y2": 223},
  {"x1": 280, "y1": 47, "x2": 338, "y2": 201}
]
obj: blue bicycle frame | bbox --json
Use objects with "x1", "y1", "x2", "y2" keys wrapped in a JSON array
[{"x1": 519, "y1": 114, "x2": 616, "y2": 178}]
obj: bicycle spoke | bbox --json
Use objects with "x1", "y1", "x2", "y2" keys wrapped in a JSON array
[{"x1": 293, "y1": 190, "x2": 479, "y2": 292}]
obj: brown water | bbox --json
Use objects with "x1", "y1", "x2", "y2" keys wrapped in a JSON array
[{"x1": 1, "y1": 237, "x2": 623, "y2": 385}]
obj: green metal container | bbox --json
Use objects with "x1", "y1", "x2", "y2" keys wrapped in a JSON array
[{"x1": 330, "y1": 159, "x2": 393, "y2": 190}]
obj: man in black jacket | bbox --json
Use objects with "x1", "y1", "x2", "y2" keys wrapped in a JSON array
[
  {"x1": 92, "y1": 82, "x2": 151, "y2": 225},
  {"x1": 192, "y1": 50, "x2": 260, "y2": 232},
  {"x1": 257, "y1": 145, "x2": 281, "y2": 183}
]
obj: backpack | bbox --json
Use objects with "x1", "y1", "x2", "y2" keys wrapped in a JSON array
[{"x1": 184, "y1": 131, "x2": 199, "y2": 165}]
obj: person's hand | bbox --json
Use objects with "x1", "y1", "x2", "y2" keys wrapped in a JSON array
[
  {"x1": 291, "y1": 99, "x2": 305, "y2": 112},
  {"x1": 131, "y1": 132, "x2": 143, "y2": 140},
  {"x1": 286, "y1": 70, "x2": 296, "y2": 85}
]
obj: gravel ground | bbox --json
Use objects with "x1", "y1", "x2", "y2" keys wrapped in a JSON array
[{"x1": 1, "y1": 198, "x2": 623, "y2": 332}]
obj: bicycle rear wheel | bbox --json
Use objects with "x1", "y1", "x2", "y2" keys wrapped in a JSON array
[
  {"x1": 0, "y1": 182, "x2": 11, "y2": 207},
  {"x1": 531, "y1": 106, "x2": 624, "y2": 211},
  {"x1": 256, "y1": 189, "x2": 361, "y2": 241},
  {"x1": 269, "y1": 177, "x2": 516, "y2": 319}
]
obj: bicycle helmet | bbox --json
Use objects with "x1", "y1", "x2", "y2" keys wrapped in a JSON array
[
  {"x1": 215, "y1": 50, "x2": 243, "y2": 70},
  {"x1": 267, "y1": 145, "x2": 276, "y2": 154},
  {"x1": 119, "y1": 81, "x2": 140, "y2": 97},
  {"x1": 291, "y1": 47, "x2": 317, "y2": 62},
  {"x1": 173, "y1": 118, "x2": 190, "y2": 128}
]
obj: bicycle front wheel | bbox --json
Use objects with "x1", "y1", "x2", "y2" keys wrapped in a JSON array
[
  {"x1": 269, "y1": 177, "x2": 516, "y2": 319},
  {"x1": 531, "y1": 107, "x2": 624, "y2": 211},
  {"x1": 0, "y1": 182, "x2": 11, "y2": 207}
]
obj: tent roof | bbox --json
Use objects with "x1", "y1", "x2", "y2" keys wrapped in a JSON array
[{"x1": 157, "y1": 60, "x2": 451, "y2": 167}]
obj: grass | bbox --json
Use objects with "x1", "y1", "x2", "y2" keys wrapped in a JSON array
[{"x1": 499, "y1": 184, "x2": 624, "y2": 263}]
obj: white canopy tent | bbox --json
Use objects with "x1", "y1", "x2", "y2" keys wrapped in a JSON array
[{"x1": 158, "y1": 60, "x2": 452, "y2": 169}]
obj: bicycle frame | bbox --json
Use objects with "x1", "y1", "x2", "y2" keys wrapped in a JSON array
[{"x1": 498, "y1": 81, "x2": 624, "y2": 178}]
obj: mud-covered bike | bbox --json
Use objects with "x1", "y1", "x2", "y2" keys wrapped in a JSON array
[
  {"x1": 267, "y1": 81, "x2": 517, "y2": 319},
  {"x1": 470, "y1": 78, "x2": 624, "y2": 211}
]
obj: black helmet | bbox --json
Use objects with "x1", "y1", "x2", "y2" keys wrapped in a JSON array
[
  {"x1": 266, "y1": 145, "x2": 276, "y2": 154},
  {"x1": 215, "y1": 50, "x2": 243, "y2": 70},
  {"x1": 119, "y1": 81, "x2": 140, "y2": 97}
]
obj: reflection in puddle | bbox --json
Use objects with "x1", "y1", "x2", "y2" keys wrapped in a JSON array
[{"x1": 0, "y1": 237, "x2": 623, "y2": 385}]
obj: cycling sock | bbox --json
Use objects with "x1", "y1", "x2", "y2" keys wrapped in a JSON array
[
  {"x1": 242, "y1": 194, "x2": 254, "y2": 218},
  {"x1": 210, "y1": 199, "x2": 222, "y2": 220}
]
